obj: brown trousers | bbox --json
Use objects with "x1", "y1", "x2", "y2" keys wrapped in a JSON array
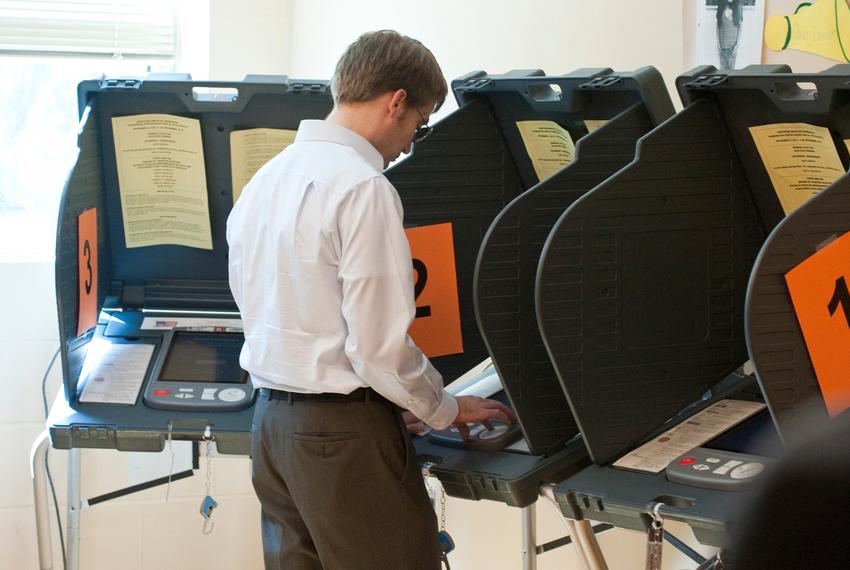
[{"x1": 250, "y1": 391, "x2": 442, "y2": 570}]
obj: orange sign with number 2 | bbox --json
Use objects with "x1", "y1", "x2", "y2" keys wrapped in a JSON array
[
  {"x1": 785, "y1": 230, "x2": 850, "y2": 416},
  {"x1": 405, "y1": 223, "x2": 463, "y2": 358}
]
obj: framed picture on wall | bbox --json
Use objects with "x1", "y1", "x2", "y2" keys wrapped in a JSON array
[{"x1": 687, "y1": 0, "x2": 766, "y2": 70}]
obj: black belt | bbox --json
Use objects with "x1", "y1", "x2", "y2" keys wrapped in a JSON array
[{"x1": 260, "y1": 387, "x2": 384, "y2": 403}]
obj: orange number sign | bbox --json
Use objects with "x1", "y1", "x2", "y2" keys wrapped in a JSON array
[
  {"x1": 785, "y1": 230, "x2": 850, "y2": 416},
  {"x1": 77, "y1": 208, "x2": 98, "y2": 336},
  {"x1": 405, "y1": 223, "x2": 463, "y2": 358}
]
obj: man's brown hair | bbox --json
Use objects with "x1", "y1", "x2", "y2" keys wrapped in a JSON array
[{"x1": 332, "y1": 30, "x2": 448, "y2": 112}]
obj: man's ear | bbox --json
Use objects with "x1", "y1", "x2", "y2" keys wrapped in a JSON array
[{"x1": 387, "y1": 89, "x2": 408, "y2": 120}]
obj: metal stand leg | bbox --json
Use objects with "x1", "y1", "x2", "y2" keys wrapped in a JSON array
[
  {"x1": 522, "y1": 503, "x2": 537, "y2": 570},
  {"x1": 564, "y1": 518, "x2": 591, "y2": 569},
  {"x1": 574, "y1": 519, "x2": 609, "y2": 570},
  {"x1": 67, "y1": 448, "x2": 82, "y2": 570},
  {"x1": 30, "y1": 431, "x2": 53, "y2": 570}
]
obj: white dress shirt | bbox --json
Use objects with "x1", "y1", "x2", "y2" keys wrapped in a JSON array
[{"x1": 226, "y1": 120, "x2": 458, "y2": 430}]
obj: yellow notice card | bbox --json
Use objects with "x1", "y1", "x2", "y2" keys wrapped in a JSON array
[
  {"x1": 111, "y1": 114, "x2": 213, "y2": 250},
  {"x1": 785, "y1": 230, "x2": 850, "y2": 417},
  {"x1": 516, "y1": 120, "x2": 575, "y2": 182},
  {"x1": 230, "y1": 128, "x2": 297, "y2": 202},
  {"x1": 749, "y1": 123, "x2": 844, "y2": 215},
  {"x1": 584, "y1": 119, "x2": 608, "y2": 134}
]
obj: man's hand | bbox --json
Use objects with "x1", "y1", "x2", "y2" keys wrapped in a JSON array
[
  {"x1": 452, "y1": 395, "x2": 516, "y2": 440},
  {"x1": 402, "y1": 410, "x2": 430, "y2": 436}
]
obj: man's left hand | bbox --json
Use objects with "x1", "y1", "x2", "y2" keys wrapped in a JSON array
[{"x1": 402, "y1": 411, "x2": 430, "y2": 436}]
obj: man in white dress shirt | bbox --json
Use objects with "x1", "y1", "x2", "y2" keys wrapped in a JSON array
[{"x1": 227, "y1": 30, "x2": 513, "y2": 569}]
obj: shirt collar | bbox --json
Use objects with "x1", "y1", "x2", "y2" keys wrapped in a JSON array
[{"x1": 295, "y1": 120, "x2": 384, "y2": 171}]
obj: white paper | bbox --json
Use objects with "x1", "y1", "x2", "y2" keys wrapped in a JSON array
[
  {"x1": 444, "y1": 358, "x2": 494, "y2": 394},
  {"x1": 504, "y1": 438, "x2": 531, "y2": 454},
  {"x1": 453, "y1": 371, "x2": 503, "y2": 399},
  {"x1": 78, "y1": 341, "x2": 154, "y2": 404},
  {"x1": 613, "y1": 399, "x2": 766, "y2": 474},
  {"x1": 127, "y1": 442, "x2": 194, "y2": 487},
  {"x1": 141, "y1": 316, "x2": 243, "y2": 331}
]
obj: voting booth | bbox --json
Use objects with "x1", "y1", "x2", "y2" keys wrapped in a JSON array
[
  {"x1": 401, "y1": 67, "x2": 675, "y2": 507},
  {"x1": 540, "y1": 65, "x2": 850, "y2": 550},
  {"x1": 50, "y1": 75, "x2": 334, "y2": 453}
]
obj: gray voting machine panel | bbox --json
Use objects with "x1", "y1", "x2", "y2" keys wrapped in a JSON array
[
  {"x1": 51, "y1": 75, "x2": 335, "y2": 453},
  {"x1": 410, "y1": 67, "x2": 675, "y2": 507},
  {"x1": 545, "y1": 65, "x2": 850, "y2": 546}
]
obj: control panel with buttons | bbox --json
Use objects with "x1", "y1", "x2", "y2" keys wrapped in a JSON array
[
  {"x1": 143, "y1": 329, "x2": 254, "y2": 412},
  {"x1": 665, "y1": 447, "x2": 769, "y2": 491}
]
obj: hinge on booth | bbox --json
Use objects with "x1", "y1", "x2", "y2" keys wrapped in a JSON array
[
  {"x1": 101, "y1": 78, "x2": 142, "y2": 90},
  {"x1": 684, "y1": 74, "x2": 728, "y2": 89},
  {"x1": 579, "y1": 76, "x2": 622, "y2": 89},
  {"x1": 457, "y1": 78, "x2": 494, "y2": 92},
  {"x1": 290, "y1": 82, "x2": 328, "y2": 95}
]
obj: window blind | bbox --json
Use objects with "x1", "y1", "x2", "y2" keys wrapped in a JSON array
[{"x1": 0, "y1": 0, "x2": 175, "y2": 58}]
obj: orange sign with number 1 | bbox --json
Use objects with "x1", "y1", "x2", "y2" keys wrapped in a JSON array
[
  {"x1": 405, "y1": 223, "x2": 463, "y2": 358},
  {"x1": 785, "y1": 230, "x2": 850, "y2": 417}
]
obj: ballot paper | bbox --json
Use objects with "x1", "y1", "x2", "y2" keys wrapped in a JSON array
[
  {"x1": 112, "y1": 114, "x2": 213, "y2": 249},
  {"x1": 230, "y1": 128, "x2": 297, "y2": 202},
  {"x1": 504, "y1": 438, "x2": 531, "y2": 453},
  {"x1": 516, "y1": 120, "x2": 576, "y2": 182},
  {"x1": 749, "y1": 123, "x2": 845, "y2": 215},
  {"x1": 451, "y1": 371, "x2": 503, "y2": 399},
  {"x1": 78, "y1": 341, "x2": 155, "y2": 405},
  {"x1": 141, "y1": 316, "x2": 243, "y2": 331},
  {"x1": 613, "y1": 399, "x2": 766, "y2": 474},
  {"x1": 444, "y1": 358, "x2": 494, "y2": 395},
  {"x1": 583, "y1": 119, "x2": 608, "y2": 134}
]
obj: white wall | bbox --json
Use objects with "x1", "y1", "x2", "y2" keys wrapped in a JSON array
[
  {"x1": 289, "y1": 0, "x2": 687, "y2": 118},
  {"x1": 1, "y1": 1, "x2": 730, "y2": 569}
]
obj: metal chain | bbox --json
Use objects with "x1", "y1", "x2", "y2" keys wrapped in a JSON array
[{"x1": 440, "y1": 483, "x2": 446, "y2": 532}]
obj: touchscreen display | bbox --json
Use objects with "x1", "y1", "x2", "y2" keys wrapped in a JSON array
[{"x1": 159, "y1": 332, "x2": 247, "y2": 384}]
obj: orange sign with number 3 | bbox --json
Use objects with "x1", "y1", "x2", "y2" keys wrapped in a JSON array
[
  {"x1": 785, "y1": 230, "x2": 850, "y2": 416},
  {"x1": 77, "y1": 208, "x2": 98, "y2": 336},
  {"x1": 405, "y1": 223, "x2": 463, "y2": 358}
]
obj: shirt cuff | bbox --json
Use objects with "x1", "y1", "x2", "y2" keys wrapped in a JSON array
[{"x1": 422, "y1": 390, "x2": 459, "y2": 430}]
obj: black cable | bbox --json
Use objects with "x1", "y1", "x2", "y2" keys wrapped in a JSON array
[{"x1": 41, "y1": 347, "x2": 66, "y2": 570}]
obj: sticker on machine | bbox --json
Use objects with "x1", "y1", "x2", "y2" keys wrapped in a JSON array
[
  {"x1": 405, "y1": 223, "x2": 463, "y2": 358},
  {"x1": 785, "y1": 230, "x2": 850, "y2": 417}
]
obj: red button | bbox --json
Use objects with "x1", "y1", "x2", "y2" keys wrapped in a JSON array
[
  {"x1": 678, "y1": 456, "x2": 697, "y2": 465},
  {"x1": 153, "y1": 389, "x2": 170, "y2": 396}
]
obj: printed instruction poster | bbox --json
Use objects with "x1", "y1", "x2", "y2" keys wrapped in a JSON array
[
  {"x1": 516, "y1": 120, "x2": 576, "y2": 182},
  {"x1": 112, "y1": 114, "x2": 213, "y2": 249},
  {"x1": 230, "y1": 128, "x2": 297, "y2": 202},
  {"x1": 749, "y1": 123, "x2": 845, "y2": 215}
]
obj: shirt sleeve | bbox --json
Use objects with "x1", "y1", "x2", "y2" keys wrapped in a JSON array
[{"x1": 336, "y1": 176, "x2": 458, "y2": 430}]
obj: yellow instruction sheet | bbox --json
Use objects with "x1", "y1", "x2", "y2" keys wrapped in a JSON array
[
  {"x1": 111, "y1": 114, "x2": 212, "y2": 249},
  {"x1": 230, "y1": 128, "x2": 297, "y2": 202},
  {"x1": 584, "y1": 119, "x2": 608, "y2": 134},
  {"x1": 516, "y1": 120, "x2": 575, "y2": 182},
  {"x1": 749, "y1": 123, "x2": 844, "y2": 215}
]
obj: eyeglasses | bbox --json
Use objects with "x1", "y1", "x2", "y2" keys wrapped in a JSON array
[{"x1": 412, "y1": 107, "x2": 433, "y2": 143}]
